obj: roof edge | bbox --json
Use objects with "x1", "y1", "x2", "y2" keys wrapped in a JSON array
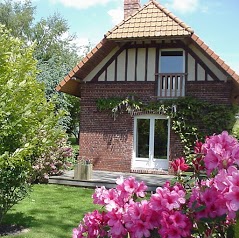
[
  {"x1": 56, "y1": 38, "x2": 117, "y2": 95},
  {"x1": 191, "y1": 33, "x2": 239, "y2": 82}
]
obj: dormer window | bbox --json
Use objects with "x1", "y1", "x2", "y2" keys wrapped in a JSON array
[{"x1": 157, "y1": 49, "x2": 185, "y2": 98}]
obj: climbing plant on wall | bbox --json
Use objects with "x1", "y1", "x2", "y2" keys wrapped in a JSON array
[{"x1": 96, "y1": 96, "x2": 237, "y2": 161}]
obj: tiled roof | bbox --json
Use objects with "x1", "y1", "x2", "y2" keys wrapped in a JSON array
[
  {"x1": 106, "y1": 0, "x2": 193, "y2": 40},
  {"x1": 56, "y1": 0, "x2": 239, "y2": 96},
  {"x1": 191, "y1": 34, "x2": 239, "y2": 82},
  {"x1": 56, "y1": 39, "x2": 117, "y2": 97}
]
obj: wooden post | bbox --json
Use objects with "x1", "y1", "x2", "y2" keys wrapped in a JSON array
[{"x1": 74, "y1": 163, "x2": 93, "y2": 180}]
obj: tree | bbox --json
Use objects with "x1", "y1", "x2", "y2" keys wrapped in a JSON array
[
  {"x1": 0, "y1": 0, "x2": 35, "y2": 41},
  {"x1": 66, "y1": 95, "x2": 81, "y2": 142},
  {"x1": 33, "y1": 14, "x2": 82, "y2": 134},
  {"x1": 0, "y1": 25, "x2": 66, "y2": 223},
  {"x1": 0, "y1": 0, "x2": 83, "y2": 136}
]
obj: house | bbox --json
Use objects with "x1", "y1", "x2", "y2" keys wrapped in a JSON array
[{"x1": 57, "y1": 0, "x2": 239, "y2": 174}]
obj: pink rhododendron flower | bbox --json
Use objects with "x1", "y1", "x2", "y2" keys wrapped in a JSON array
[
  {"x1": 92, "y1": 186, "x2": 108, "y2": 205},
  {"x1": 204, "y1": 150, "x2": 220, "y2": 174},
  {"x1": 225, "y1": 186, "x2": 239, "y2": 212},
  {"x1": 124, "y1": 200, "x2": 153, "y2": 238},
  {"x1": 150, "y1": 186, "x2": 185, "y2": 211},
  {"x1": 171, "y1": 157, "x2": 189, "y2": 174},
  {"x1": 203, "y1": 131, "x2": 237, "y2": 153},
  {"x1": 158, "y1": 210, "x2": 192, "y2": 238},
  {"x1": 116, "y1": 176, "x2": 147, "y2": 198},
  {"x1": 213, "y1": 168, "x2": 231, "y2": 192},
  {"x1": 202, "y1": 131, "x2": 238, "y2": 174},
  {"x1": 232, "y1": 146, "x2": 239, "y2": 165},
  {"x1": 201, "y1": 187, "x2": 227, "y2": 218},
  {"x1": 107, "y1": 208, "x2": 127, "y2": 238},
  {"x1": 73, "y1": 210, "x2": 108, "y2": 238}
]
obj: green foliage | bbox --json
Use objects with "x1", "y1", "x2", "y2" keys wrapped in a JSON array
[
  {"x1": 32, "y1": 13, "x2": 75, "y2": 61},
  {"x1": 96, "y1": 97, "x2": 124, "y2": 111},
  {"x1": 65, "y1": 95, "x2": 80, "y2": 140},
  {"x1": 96, "y1": 96, "x2": 143, "y2": 120},
  {"x1": 0, "y1": 0, "x2": 35, "y2": 41},
  {"x1": 0, "y1": 151, "x2": 31, "y2": 224},
  {"x1": 171, "y1": 97, "x2": 237, "y2": 156},
  {"x1": 0, "y1": 25, "x2": 66, "y2": 224},
  {"x1": 36, "y1": 53, "x2": 79, "y2": 131},
  {"x1": 232, "y1": 117, "x2": 239, "y2": 140},
  {"x1": 32, "y1": 13, "x2": 81, "y2": 132},
  {"x1": 96, "y1": 96, "x2": 237, "y2": 160},
  {"x1": 0, "y1": 0, "x2": 83, "y2": 133}
]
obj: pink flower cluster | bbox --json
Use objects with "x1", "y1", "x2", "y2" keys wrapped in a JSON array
[
  {"x1": 191, "y1": 165, "x2": 239, "y2": 220},
  {"x1": 74, "y1": 177, "x2": 192, "y2": 238},
  {"x1": 203, "y1": 131, "x2": 239, "y2": 175},
  {"x1": 73, "y1": 131, "x2": 239, "y2": 237}
]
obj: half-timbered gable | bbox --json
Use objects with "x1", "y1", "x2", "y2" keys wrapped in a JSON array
[
  {"x1": 87, "y1": 40, "x2": 229, "y2": 98},
  {"x1": 57, "y1": 0, "x2": 239, "y2": 174}
]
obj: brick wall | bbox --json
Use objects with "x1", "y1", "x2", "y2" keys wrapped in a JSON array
[
  {"x1": 79, "y1": 82, "x2": 155, "y2": 173},
  {"x1": 79, "y1": 80, "x2": 232, "y2": 173},
  {"x1": 186, "y1": 81, "x2": 232, "y2": 104}
]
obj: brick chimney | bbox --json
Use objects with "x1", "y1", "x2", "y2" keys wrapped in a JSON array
[{"x1": 124, "y1": 0, "x2": 141, "y2": 19}]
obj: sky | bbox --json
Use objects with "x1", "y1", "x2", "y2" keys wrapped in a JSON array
[{"x1": 11, "y1": 0, "x2": 239, "y2": 74}]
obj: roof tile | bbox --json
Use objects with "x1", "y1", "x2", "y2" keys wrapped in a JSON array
[
  {"x1": 206, "y1": 48, "x2": 214, "y2": 56},
  {"x1": 216, "y1": 57, "x2": 224, "y2": 66},
  {"x1": 73, "y1": 65, "x2": 80, "y2": 73},
  {"x1": 68, "y1": 70, "x2": 75, "y2": 77},
  {"x1": 106, "y1": 0, "x2": 193, "y2": 40}
]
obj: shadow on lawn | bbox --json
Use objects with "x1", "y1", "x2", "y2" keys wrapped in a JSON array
[{"x1": 3, "y1": 212, "x2": 34, "y2": 228}]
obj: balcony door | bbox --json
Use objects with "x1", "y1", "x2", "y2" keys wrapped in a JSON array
[
  {"x1": 157, "y1": 49, "x2": 185, "y2": 98},
  {"x1": 133, "y1": 115, "x2": 170, "y2": 170}
]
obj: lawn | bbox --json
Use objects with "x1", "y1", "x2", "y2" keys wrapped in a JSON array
[
  {"x1": 2, "y1": 184, "x2": 99, "y2": 238},
  {"x1": 2, "y1": 184, "x2": 239, "y2": 238}
]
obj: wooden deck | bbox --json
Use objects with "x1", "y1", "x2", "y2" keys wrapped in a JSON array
[{"x1": 49, "y1": 170, "x2": 174, "y2": 192}]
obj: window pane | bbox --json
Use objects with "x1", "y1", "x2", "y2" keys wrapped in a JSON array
[
  {"x1": 136, "y1": 119, "x2": 149, "y2": 158},
  {"x1": 154, "y1": 119, "x2": 168, "y2": 159},
  {"x1": 160, "y1": 51, "x2": 183, "y2": 73}
]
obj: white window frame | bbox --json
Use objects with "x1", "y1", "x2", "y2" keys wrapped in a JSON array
[
  {"x1": 158, "y1": 49, "x2": 186, "y2": 98},
  {"x1": 159, "y1": 48, "x2": 185, "y2": 74}
]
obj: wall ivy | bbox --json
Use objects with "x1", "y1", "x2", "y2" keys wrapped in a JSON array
[{"x1": 96, "y1": 96, "x2": 238, "y2": 162}]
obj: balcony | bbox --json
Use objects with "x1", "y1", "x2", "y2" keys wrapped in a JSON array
[{"x1": 155, "y1": 73, "x2": 186, "y2": 98}]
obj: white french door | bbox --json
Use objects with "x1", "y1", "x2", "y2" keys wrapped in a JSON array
[{"x1": 133, "y1": 115, "x2": 170, "y2": 170}]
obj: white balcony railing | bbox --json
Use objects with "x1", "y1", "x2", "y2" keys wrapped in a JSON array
[{"x1": 156, "y1": 73, "x2": 186, "y2": 98}]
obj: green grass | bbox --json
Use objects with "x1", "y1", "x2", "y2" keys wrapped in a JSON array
[
  {"x1": 2, "y1": 184, "x2": 99, "y2": 238},
  {"x1": 3, "y1": 184, "x2": 239, "y2": 237}
]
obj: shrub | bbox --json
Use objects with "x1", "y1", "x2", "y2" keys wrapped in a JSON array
[
  {"x1": 0, "y1": 25, "x2": 67, "y2": 223},
  {"x1": 33, "y1": 138, "x2": 75, "y2": 183},
  {"x1": 73, "y1": 131, "x2": 239, "y2": 237},
  {"x1": 0, "y1": 150, "x2": 31, "y2": 224}
]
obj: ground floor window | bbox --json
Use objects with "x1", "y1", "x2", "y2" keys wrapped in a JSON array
[{"x1": 133, "y1": 115, "x2": 170, "y2": 170}]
